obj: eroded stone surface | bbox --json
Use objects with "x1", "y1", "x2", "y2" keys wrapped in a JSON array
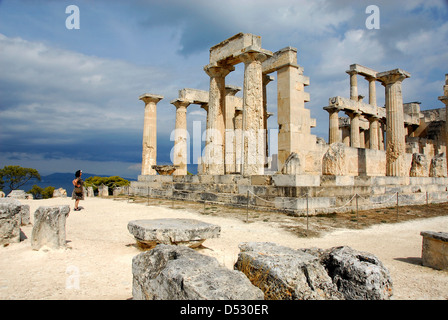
[
  {"x1": 132, "y1": 244, "x2": 264, "y2": 300},
  {"x1": 128, "y1": 218, "x2": 220, "y2": 249}
]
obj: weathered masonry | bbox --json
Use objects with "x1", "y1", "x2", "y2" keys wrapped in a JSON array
[{"x1": 131, "y1": 33, "x2": 448, "y2": 215}]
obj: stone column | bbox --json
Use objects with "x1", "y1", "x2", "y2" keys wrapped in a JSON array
[
  {"x1": 438, "y1": 74, "x2": 448, "y2": 169},
  {"x1": 203, "y1": 64, "x2": 234, "y2": 175},
  {"x1": 240, "y1": 51, "x2": 268, "y2": 176},
  {"x1": 366, "y1": 76, "x2": 377, "y2": 106},
  {"x1": 225, "y1": 86, "x2": 241, "y2": 174},
  {"x1": 170, "y1": 99, "x2": 191, "y2": 175},
  {"x1": 347, "y1": 70, "x2": 359, "y2": 101},
  {"x1": 347, "y1": 110, "x2": 361, "y2": 148},
  {"x1": 378, "y1": 69, "x2": 410, "y2": 176},
  {"x1": 139, "y1": 93, "x2": 163, "y2": 175},
  {"x1": 378, "y1": 120, "x2": 385, "y2": 151},
  {"x1": 369, "y1": 115, "x2": 380, "y2": 150},
  {"x1": 263, "y1": 75, "x2": 274, "y2": 167},
  {"x1": 234, "y1": 107, "x2": 243, "y2": 173},
  {"x1": 324, "y1": 106, "x2": 341, "y2": 144}
]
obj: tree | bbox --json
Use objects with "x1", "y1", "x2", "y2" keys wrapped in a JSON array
[
  {"x1": 28, "y1": 185, "x2": 55, "y2": 199},
  {"x1": 0, "y1": 165, "x2": 41, "y2": 191},
  {"x1": 84, "y1": 175, "x2": 130, "y2": 195}
]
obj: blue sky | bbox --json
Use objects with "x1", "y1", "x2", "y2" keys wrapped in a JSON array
[{"x1": 0, "y1": 0, "x2": 447, "y2": 178}]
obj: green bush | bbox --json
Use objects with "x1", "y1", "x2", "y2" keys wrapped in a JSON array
[{"x1": 84, "y1": 176, "x2": 130, "y2": 194}]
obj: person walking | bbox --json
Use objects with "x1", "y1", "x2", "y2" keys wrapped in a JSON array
[{"x1": 72, "y1": 170, "x2": 84, "y2": 211}]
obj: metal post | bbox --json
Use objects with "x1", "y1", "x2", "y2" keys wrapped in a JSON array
[
  {"x1": 426, "y1": 191, "x2": 429, "y2": 206},
  {"x1": 246, "y1": 190, "x2": 249, "y2": 223},
  {"x1": 147, "y1": 187, "x2": 150, "y2": 206},
  {"x1": 306, "y1": 193, "x2": 309, "y2": 233},
  {"x1": 356, "y1": 194, "x2": 359, "y2": 223},
  {"x1": 396, "y1": 192, "x2": 399, "y2": 220}
]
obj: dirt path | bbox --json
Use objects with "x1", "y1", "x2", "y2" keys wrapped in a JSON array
[{"x1": 0, "y1": 197, "x2": 447, "y2": 300}]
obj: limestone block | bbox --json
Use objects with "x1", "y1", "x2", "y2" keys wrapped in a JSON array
[
  {"x1": 209, "y1": 32, "x2": 262, "y2": 65},
  {"x1": 52, "y1": 188, "x2": 67, "y2": 198},
  {"x1": 132, "y1": 244, "x2": 264, "y2": 300},
  {"x1": 410, "y1": 153, "x2": 429, "y2": 177},
  {"x1": 0, "y1": 203, "x2": 21, "y2": 245},
  {"x1": 429, "y1": 153, "x2": 447, "y2": 177},
  {"x1": 235, "y1": 242, "x2": 343, "y2": 300},
  {"x1": 0, "y1": 198, "x2": 30, "y2": 225},
  {"x1": 281, "y1": 152, "x2": 303, "y2": 175},
  {"x1": 275, "y1": 196, "x2": 334, "y2": 211},
  {"x1": 320, "y1": 175, "x2": 354, "y2": 186},
  {"x1": 87, "y1": 186, "x2": 94, "y2": 197},
  {"x1": 31, "y1": 205, "x2": 70, "y2": 250},
  {"x1": 322, "y1": 143, "x2": 347, "y2": 176},
  {"x1": 127, "y1": 218, "x2": 221, "y2": 250},
  {"x1": 421, "y1": 231, "x2": 448, "y2": 270},
  {"x1": 7, "y1": 190, "x2": 26, "y2": 199},
  {"x1": 98, "y1": 184, "x2": 109, "y2": 197},
  {"x1": 271, "y1": 174, "x2": 320, "y2": 187},
  {"x1": 320, "y1": 246, "x2": 393, "y2": 300}
]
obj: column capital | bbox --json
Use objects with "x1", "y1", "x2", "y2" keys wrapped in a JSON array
[
  {"x1": 203, "y1": 63, "x2": 234, "y2": 78},
  {"x1": 170, "y1": 98, "x2": 191, "y2": 109},
  {"x1": 239, "y1": 49, "x2": 270, "y2": 65},
  {"x1": 439, "y1": 96, "x2": 448, "y2": 106},
  {"x1": 139, "y1": 93, "x2": 164, "y2": 104},
  {"x1": 323, "y1": 106, "x2": 342, "y2": 113},
  {"x1": 377, "y1": 69, "x2": 410, "y2": 85},
  {"x1": 345, "y1": 69, "x2": 358, "y2": 76}
]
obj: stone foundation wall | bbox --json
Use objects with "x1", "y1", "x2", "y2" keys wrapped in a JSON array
[{"x1": 130, "y1": 174, "x2": 448, "y2": 216}]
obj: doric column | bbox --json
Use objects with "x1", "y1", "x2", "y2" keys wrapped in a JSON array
[
  {"x1": 263, "y1": 74, "x2": 274, "y2": 167},
  {"x1": 240, "y1": 51, "x2": 268, "y2": 176},
  {"x1": 171, "y1": 99, "x2": 191, "y2": 175},
  {"x1": 378, "y1": 120, "x2": 385, "y2": 151},
  {"x1": 139, "y1": 93, "x2": 163, "y2": 175},
  {"x1": 438, "y1": 74, "x2": 448, "y2": 169},
  {"x1": 347, "y1": 110, "x2": 361, "y2": 148},
  {"x1": 368, "y1": 115, "x2": 380, "y2": 150},
  {"x1": 234, "y1": 107, "x2": 243, "y2": 173},
  {"x1": 203, "y1": 64, "x2": 234, "y2": 175},
  {"x1": 366, "y1": 76, "x2": 377, "y2": 106},
  {"x1": 347, "y1": 70, "x2": 359, "y2": 101},
  {"x1": 224, "y1": 85, "x2": 241, "y2": 174},
  {"x1": 324, "y1": 106, "x2": 341, "y2": 144},
  {"x1": 377, "y1": 69, "x2": 410, "y2": 176}
]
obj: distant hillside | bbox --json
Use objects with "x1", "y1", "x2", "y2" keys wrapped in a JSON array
[{"x1": 2, "y1": 172, "x2": 136, "y2": 195}]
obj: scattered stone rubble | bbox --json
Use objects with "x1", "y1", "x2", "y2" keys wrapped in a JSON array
[{"x1": 132, "y1": 240, "x2": 394, "y2": 300}]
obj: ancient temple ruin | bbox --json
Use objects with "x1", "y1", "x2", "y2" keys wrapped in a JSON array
[{"x1": 130, "y1": 33, "x2": 448, "y2": 215}]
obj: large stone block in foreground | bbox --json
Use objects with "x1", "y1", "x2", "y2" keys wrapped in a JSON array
[
  {"x1": 421, "y1": 231, "x2": 448, "y2": 270},
  {"x1": 0, "y1": 203, "x2": 21, "y2": 245},
  {"x1": 127, "y1": 218, "x2": 220, "y2": 250},
  {"x1": 31, "y1": 205, "x2": 70, "y2": 250},
  {"x1": 132, "y1": 244, "x2": 264, "y2": 300},
  {"x1": 235, "y1": 242, "x2": 343, "y2": 300},
  {"x1": 235, "y1": 242, "x2": 393, "y2": 300}
]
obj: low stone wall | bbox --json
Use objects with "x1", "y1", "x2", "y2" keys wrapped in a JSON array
[{"x1": 130, "y1": 174, "x2": 448, "y2": 215}]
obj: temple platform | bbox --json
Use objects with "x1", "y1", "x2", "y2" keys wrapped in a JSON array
[{"x1": 129, "y1": 174, "x2": 448, "y2": 216}]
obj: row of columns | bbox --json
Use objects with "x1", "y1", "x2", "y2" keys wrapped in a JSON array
[
  {"x1": 202, "y1": 50, "x2": 270, "y2": 176},
  {"x1": 326, "y1": 68, "x2": 410, "y2": 176}
]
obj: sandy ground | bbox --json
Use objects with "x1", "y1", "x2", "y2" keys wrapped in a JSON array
[{"x1": 0, "y1": 196, "x2": 447, "y2": 300}]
